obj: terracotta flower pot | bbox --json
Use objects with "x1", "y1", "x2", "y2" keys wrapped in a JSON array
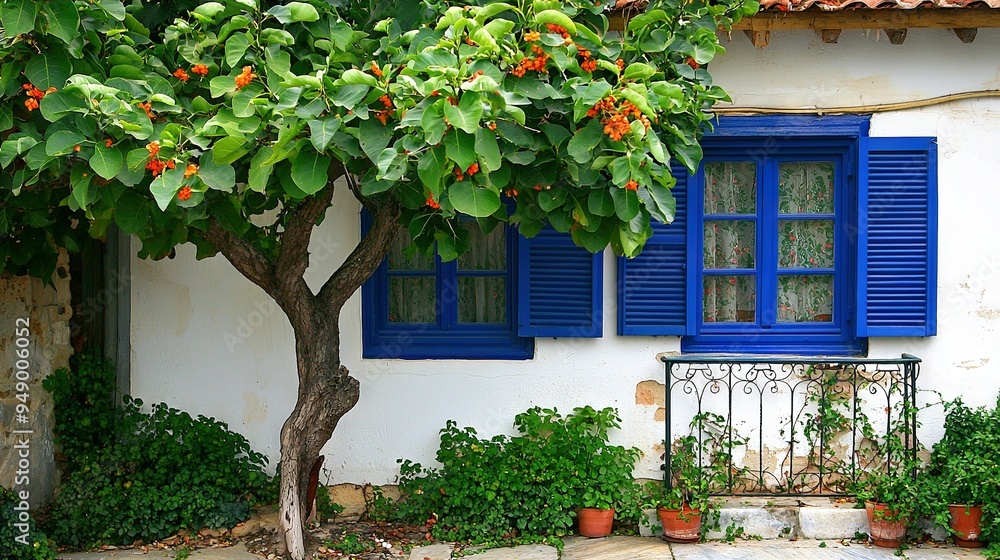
[
  {"x1": 578, "y1": 507, "x2": 615, "y2": 538},
  {"x1": 948, "y1": 504, "x2": 986, "y2": 548},
  {"x1": 658, "y1": 506, "x2": 702, "y2": 543},
  {"x1": 865, "y1": 501, "x2": 908, "y2": 548}
]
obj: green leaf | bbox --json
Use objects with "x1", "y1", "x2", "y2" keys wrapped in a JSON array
[
  {"x1": 588, "y1": 189, "x2": 615, "y2": 217},
  {"x1": 44, "y1": 130, "x2": 85, "y2": 156},
  {"x1": 1, "y1": 0, "x2": 38, "y2": 37},
  {"x1": 448, "y1": 181, "x2": 501, "y2": 218},
  {"x1": 358, "y1": 118, "x2": 392, "y2": 163},
  {"x1": 567, "y1": 119, "x2": 604, "y2": 164},
  {"x1": 444, "y1": 128, "x2": 476, "y2": 171},
  {"x1": 421, "y1": 101, "x2": 447, "y2": 145},
  {"x1": 573, "y1": 80, "x2": 612, "y2": 122},
  {"x1": 474, "y1": 128, "x2": 501, "y2": 172},
  {"x1": 247, "y1": 147, "x2": 274, "y2": 192},
  {"x1": 610, "y1": 187, "x2": 639, "y2": 222},
  {"x1": 376, "y1": 147, "x2": 406, "y2": 182},
  {"x1": 290, "y1": 150, "x2": 331, "y2": 195},
  {"x1": 623, "y1": 62, "x2": 656, "y2": 81},
  {"x1": 39, "y1": 90, "x2": 88, "y2": 121},
  {"x1": 225, "y1": 32, "x2": 250, "y2": 67},
  {"x1": 308, "y1": 117, "x2": 341, "y2": 151},
  {"x1": 331, "y1": 84, "x2": 369, "y2": 109},
  {"x1": 534, "y1": 10, "x2": 576, "y2": 35},
  {"x1": 417, "y1": 145, "x2": 447, "y2": 197},
  {"x1": 193, "y1": 2, "x2": 225, "y2": 19},
  {"x1": 98, "y1": 0, "x2": 125, "y2": 21},
  {"x1": 209, "y1": 76, "x2": 236, "y2": 98},
  {"x1": 286, "y1": 2, "x2": 319, "y2": 22},
  {"x1": 638, "y1": 184, "x2": 676, "y2": 224},
  {"x1": 647, "y1": 131, "x2": 667, "y2": 164},
  {"x1": 24, "y1": 49, "x2": 72, "y2": 90},
  {"x1": 114, "y1": 190, "x2": 150, "y2": 234},
  {"x1": 672, "y1": 141, "x2": 703, "y2": 175},
  {"x1": 443, "y1": 92, "x2": 483, "y2": 134},
  {"x1": 197, "y1": 151, "x2": 236, "y2": 192},
  {"x1": 211, "y1": 136, "x2": 247, "y2": 165},
  {"x1": 232, "y1": 84, "x2": 262, "y2": 118},
  {"x1": 149, "y1": 166, "x2": 186, "y2": 211},
  {"x1": 338, "y1": 68, "x2": 378, "y2": 87},
  {"x1": 41, "y1": 0, "x2": 81, "y2": 45},
  {"x1": 89, "y1": 144, "x2": 123, "y2": 180}
]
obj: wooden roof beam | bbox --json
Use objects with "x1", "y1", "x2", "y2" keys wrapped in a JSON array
[
  {"x1": 744, "y1": 29, "x2": 771, "y2": 47},
  {"x1": 884, "y1": 28, "x2": 908, "y2": 44},
  {"x1": 730, "y1": 8, "x2": 1000, "y2": 30},
  {"x1": 953, "y1": 27, "x2": 978, "y2": 42},
  {"x1": 818, "y1": 28, "x2": 842, "y2": 43}
]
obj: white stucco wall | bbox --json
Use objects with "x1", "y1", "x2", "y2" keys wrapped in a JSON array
[{"x1": 130, "y1": 27, "x2": 1000, "y2": 484}]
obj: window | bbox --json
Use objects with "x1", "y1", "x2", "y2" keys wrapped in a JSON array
[
  {"x1": 618, "y1": 116, "x2": 937, "y2": 355},
  {"x1": 362, "y1": 218, "x2": 604, "y2": 359},
  {"x1": 362, "y1": 220, "x2": 533, "y2": 359}
]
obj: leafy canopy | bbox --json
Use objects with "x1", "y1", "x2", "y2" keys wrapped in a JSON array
[{"x1": 0, "y1": 0, "x2": 757, "y2": 280}]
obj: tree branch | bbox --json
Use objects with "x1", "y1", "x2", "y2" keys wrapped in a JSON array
[
  {"x1": 276, "y1": 181, "x2": 338, "y2": 284},
  {"x1": 317, "y1": 197, "x2": 401, "y2": 310},
  {"x1": 205, "y1": 219, "x2": 281, "y2": 299}
]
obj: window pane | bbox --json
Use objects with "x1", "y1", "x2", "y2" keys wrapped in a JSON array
[
  {"x1": 458, "y1": 277, "x2": 507, "y2": 324},
  {"x1": 704, "y1": 221, "x2": 755, "y2": 269},
  {"x1": 457, "y1": 222, "x2": 506, "y2": 271},
  {"x1": 703, "y1": 275, "x2": 755, "y2": 323},
  {"x1": 705, "y1": 162, "x2": 756, "y2": 214},
  {"x1": 779, "y1": 162, "x2": 834, "y2": 214},
  {"x1": 389, "y1": 229, "x2": 434, "y2": 271},
  {"x1": 777, "y1": 275, "x2": 834, "y2": 323},
  {"x1": 389, "y1": 277, "x2": 436, "y2": 323},
  {"x1": 778, "y1": 220, "x2": 834, "y2": 268}
]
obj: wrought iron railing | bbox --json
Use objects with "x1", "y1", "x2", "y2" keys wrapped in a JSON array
[{"x1": 661, "y1": 354, "x2": 920, "y2": 497}]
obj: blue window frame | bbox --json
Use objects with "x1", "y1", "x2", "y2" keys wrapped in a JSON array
[
  {"x1": 618, "y1": 115, "x2": 938, "y2": 355},
  {"x1": 683, "y1": 138, "x2": 863, "y2": 354},
  {"x1": 362, "y1": 216, "x2": 533, "y2": 360}
]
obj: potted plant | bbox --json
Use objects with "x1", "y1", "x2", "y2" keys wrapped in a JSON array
[
  {"x1": 855, "y1": 472, "x2": 917, "y2": 548},
  {"x1": 562, "y1": 406, "x2": 642, "y2": 538},
  {"x1": 918, "y1": 397, "x2": 1000, "y2": 549},
  {"x1": 646, "y1": 413, "x2": 747, "y2": 543}
]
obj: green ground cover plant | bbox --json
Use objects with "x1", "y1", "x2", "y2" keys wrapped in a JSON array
[{"x1": 42, "y1": 352, "x2": 275, "y2": 547}]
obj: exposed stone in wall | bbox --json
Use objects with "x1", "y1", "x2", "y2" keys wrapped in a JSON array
[{"x1": 0, "y1": 251, "x2": 72, "y2": 507}]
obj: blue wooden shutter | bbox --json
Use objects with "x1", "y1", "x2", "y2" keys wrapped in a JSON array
[
  {"x1": 857, "y1": 137, "x2": 938, "y2": 337},
  {"x1": 617, "y1": 163, "x2": 690, "y2": 335},
  {"x1": 517, "y1": 227, "x2": 603, "y2": 337}
]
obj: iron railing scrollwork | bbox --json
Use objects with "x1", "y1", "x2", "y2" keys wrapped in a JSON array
[{"x1": 661, "y1": 354, "x2": 920, "y2": 497}]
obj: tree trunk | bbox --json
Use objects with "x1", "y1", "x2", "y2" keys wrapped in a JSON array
[{"x1": 278, "y1": 319, "x2": 359, "y2": 559}]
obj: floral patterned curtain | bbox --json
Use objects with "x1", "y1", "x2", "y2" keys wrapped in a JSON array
[
  {"x1": 702, "y1": 161, "x2": 836, "y2": 324},
  {"x1": 456, "y1": 224, "x2": 507, "y2": 324}
]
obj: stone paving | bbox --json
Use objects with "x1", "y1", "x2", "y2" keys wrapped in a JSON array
[{"x1": 56, "y1": 536, "x2": 987, "y2": 560}]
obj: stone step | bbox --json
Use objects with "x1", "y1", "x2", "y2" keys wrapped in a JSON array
[{"x1": 638, "y1": 497, "x2": 946, "y2": 541}]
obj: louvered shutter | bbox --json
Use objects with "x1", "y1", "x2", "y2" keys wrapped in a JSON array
[
  {"x1": 516, "y1": 227, "x2": 603, "y2": 337},
  {"x1": 618, "y1": 164, "x2": 691, "y2": 335},
  {"x1": 857, "y1": 137, "x2": 938, "y2": 337}
]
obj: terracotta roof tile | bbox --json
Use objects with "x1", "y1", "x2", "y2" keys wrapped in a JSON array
[{"x1": 614, "y1": 0, "x2": 1000, "y2": 10}]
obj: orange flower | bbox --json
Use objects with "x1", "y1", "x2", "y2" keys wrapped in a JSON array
[
  {"x1": 73, "y1": 145, "x2": 81, "y2": 152},
  {"x1": 235, "y1": 66, "x2": 256, "y2": 89},
  {"x1": 105, "y1": 139, "x2": 113, "y2": 148},
  {"x1": 137, "y1": 101, "x2": 154, "y2": 119},
  {"x1": 624, "y1": 179, "x2": 638, "y2": 191},
  {"x1": 165, "y1": 159, "x2": 176, "y2": 169},
  {"x1": 173, "y1": 68, "x2": 190, "y2": 82},
  {"x1": 371, "y1": 61, "x2": 383, "y2": 77},
  {"x1": 581, "y1": 58, "x2": 597, "y2": 73},
  {"x1": 145, "y1": 158, "x2": 165, "y2": 177},
  {"x1": 524, "y1": 30, "x2": 540, "y2": 42},
  {"x1": 616, "y1": 58, "x2": 625, "y2": 71},
  {"x1": 466, "y1": 162, "x2": 479, "y2": 175},
  {"x1": 488, "y1": 122, "x2": 497, "y2": 131},
  {"x1": 24, "y1": 98, "x2": 39, "y2": 111},
  {"x1": 425, "y1": 196, "x2": 440, "y2": 209},
  {"x1": 191, "y1": 64, "x2": 209, "y2": 76},
  {"x1": 177, "y1": 186, "x2": 193, "y2": 201},
  {"x1": 374, "y1": 110, "x2": 390, "y2": 125},
  {"x1": 602, "y1": 113, "x2": 630, "y2": 141},
  {"x1": 379, "y1": 94, "x2": 393, "y2": 109},
  {"x1": 146, "y1": 141, "x2": 160, "y2": 156},
  {"x1": 184, "y1": 164, "x2": 199, "y2": 178},
  {"x1": 686, "y1": 57, "x2": 700, "y2": 70}
]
